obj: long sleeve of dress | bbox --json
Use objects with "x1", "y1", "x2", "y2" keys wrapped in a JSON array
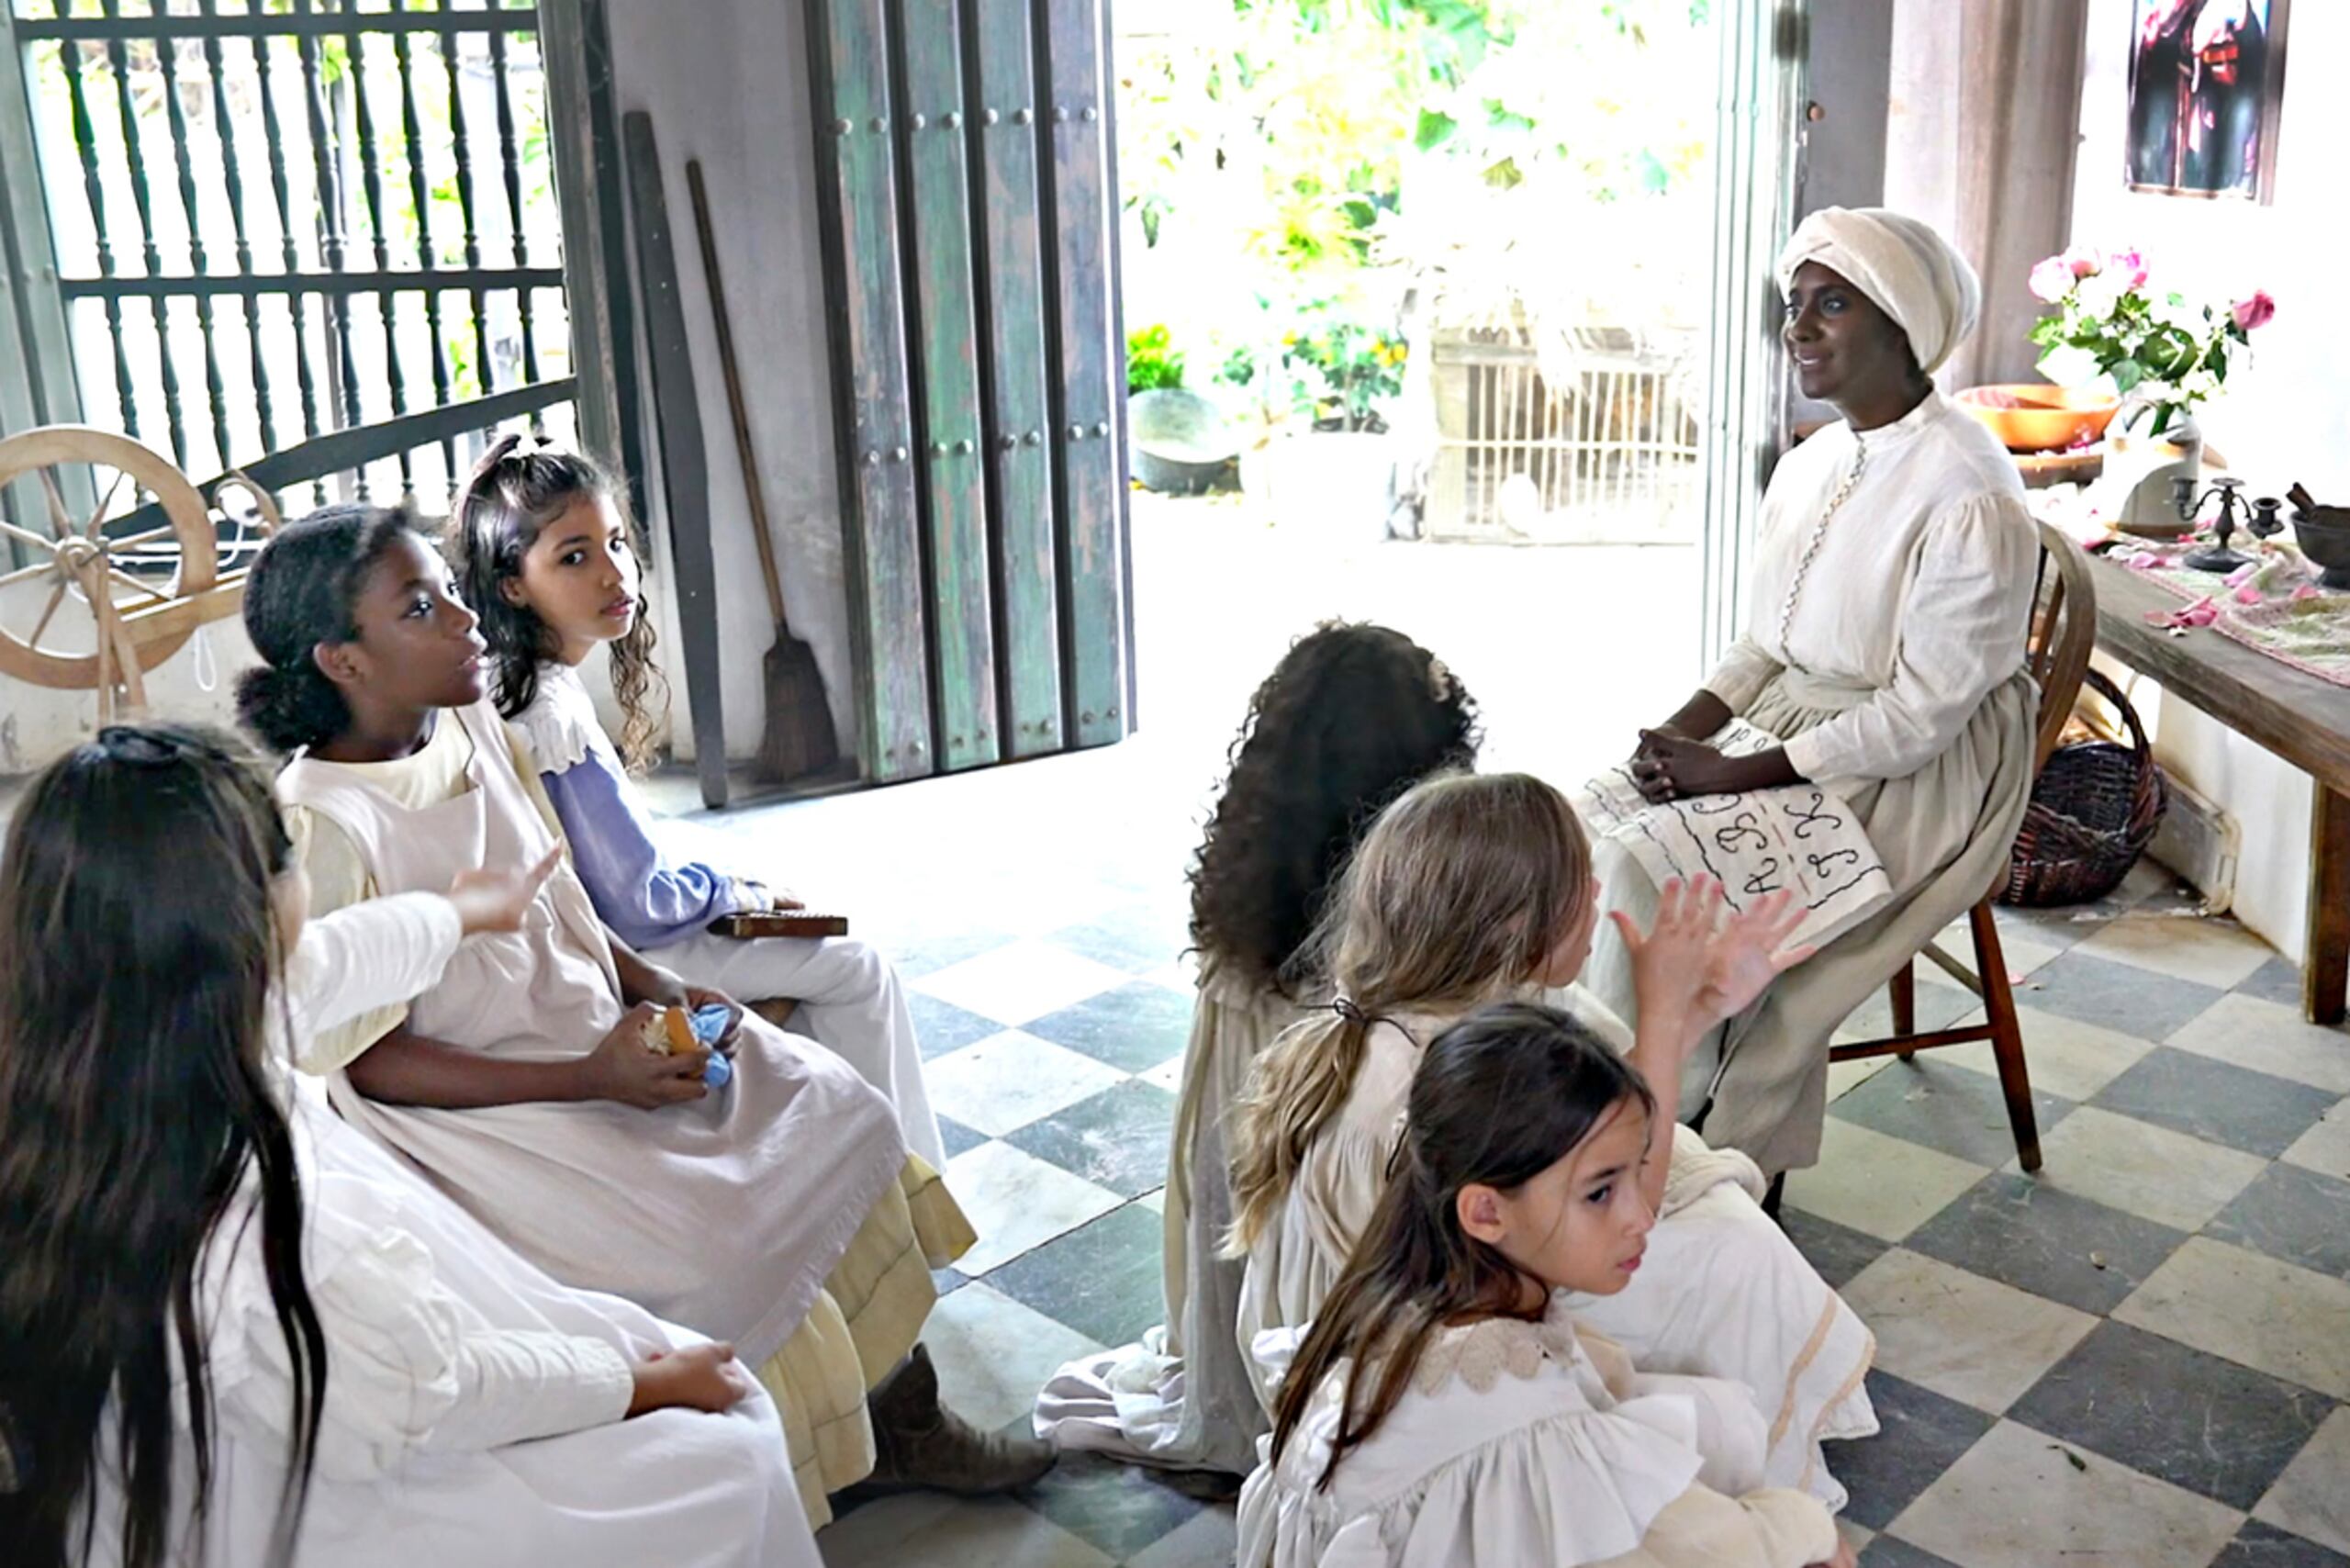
[
  {"x1": 538, "y1": 752, "x2": 754, "y2": 950},
  {"x1": 1702, "y1": 637, "x2": 1784, "y2": 717},
  {"x1": 283, "y1": 892, "x2": 464, "y2": 1044},
  {"x1": 218, "y1": 1199, "x2": 635, "y2": 1483},
  {"x1": 1781, "y1": 491, "x2": 2037, "y2": 783}
]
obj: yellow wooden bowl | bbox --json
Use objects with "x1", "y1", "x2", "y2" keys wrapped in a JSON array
[{"x1": 1954, "y1": 384, "x2": 2122, "y2": 454}]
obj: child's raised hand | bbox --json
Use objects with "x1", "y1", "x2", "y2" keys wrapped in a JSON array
[
  {"x1": 1690, "y1": 888, "x2": 1814, "y2": 1028},
  {"x1": 446, "y1": 846, "x2": 563, "y2": 936},
  {"x1": 576, "y1": 1001, "x2": 711, "y2": 1109},
  {"x1": 626, "y1": 1341, "x2": 750, "y2": 1417}
]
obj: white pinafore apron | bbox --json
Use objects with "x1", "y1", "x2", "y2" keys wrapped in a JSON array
[{"x1": 276, "y1": 701, "x2": 902, "y2": 1362}]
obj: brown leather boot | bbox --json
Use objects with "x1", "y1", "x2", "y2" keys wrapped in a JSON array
[{"x1": 855, "y1": 1345, "x2": 1058, "y2": 1496}]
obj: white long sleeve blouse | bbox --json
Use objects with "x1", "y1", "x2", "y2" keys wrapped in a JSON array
[
  {"x1": 198, "y1": 893, "x2": 633, "y2": 1484},
  {"x1": 1703, "y1": 391, "x2": 2038, "y2": 783}
]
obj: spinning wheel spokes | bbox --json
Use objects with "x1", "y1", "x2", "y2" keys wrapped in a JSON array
[{"x1": 0, "y1": 427, "x2": 218, "y2": 704}]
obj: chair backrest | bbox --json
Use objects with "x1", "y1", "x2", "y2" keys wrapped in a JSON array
[{"x1": 2025, "y1": 521, "x2": 2098, "y2": 775}]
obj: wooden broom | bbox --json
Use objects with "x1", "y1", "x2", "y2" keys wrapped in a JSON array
[{"x1": 687, "y1": 158, "x2": 840, "y2": 783}]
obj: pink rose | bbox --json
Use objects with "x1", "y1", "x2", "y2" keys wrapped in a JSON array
[
  {"x1": 2029, "y1": 255, "x2": 2076, "y2": 303},
  {"x1": 2064, "y1": 246, "x2": 2103, "y2": 278},
  {"x1": 2232, "y1": 290, "x2": 2277, "y2": 330},
  {"x1": 2108, "y1": 249, "x2": 2149, "y2": 290}
]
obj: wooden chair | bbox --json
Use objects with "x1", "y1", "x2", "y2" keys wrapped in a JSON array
[{"x1": 1827, "y1": 521, "x2": 2098, "y2": 1173}]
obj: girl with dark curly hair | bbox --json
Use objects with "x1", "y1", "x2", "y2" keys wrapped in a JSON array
[
  {"x1": 443, "y1": 437, "x2": 941, "y2": 1170},
  {"x1": 1036, "y1": 622, "x2": 1478, "y2": 1475}
]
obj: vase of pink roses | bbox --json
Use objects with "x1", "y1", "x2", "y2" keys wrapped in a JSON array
[
  {"x1": 2027, "y1": 246, "x2": 2274, "y2": 438},
  {"x1": 2028, "y1": 246, "x2": 2273, "y2": 534}
]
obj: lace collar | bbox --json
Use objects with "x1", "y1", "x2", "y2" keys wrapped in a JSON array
[{"x1": 1411, "y1": 1309, "x2": 1583, "y2": 1396}]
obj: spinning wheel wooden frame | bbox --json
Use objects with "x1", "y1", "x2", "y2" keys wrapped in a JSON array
[{"x1": 0, "y1": 426, "x2": 272, "y2": 723}]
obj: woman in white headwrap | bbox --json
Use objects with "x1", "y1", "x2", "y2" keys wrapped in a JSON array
[{"x1": 1588, "y1": 207, "x2": 2040, "y2": 1180}]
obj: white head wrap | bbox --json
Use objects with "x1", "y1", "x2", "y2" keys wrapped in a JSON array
[{"x1": 1774, "y1": 207, "x2": 1982, "y2": 375}]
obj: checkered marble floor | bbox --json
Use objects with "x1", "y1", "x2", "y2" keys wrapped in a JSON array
[{"x1": 660, "y1": 754, "x2": 2350, "y2": 1568}]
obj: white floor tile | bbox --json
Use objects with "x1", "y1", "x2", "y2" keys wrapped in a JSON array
[
  {"x1": 2281, "y1": 1097, "x2": 2350, "y2": 1181},
  {"x1": 1841, "y1": 1249, "x2": 2098, "y2": 1414},
  {"x1": 2014, "y1": 1105, "x2": 2267, "y2": 1232},
  {"x1": 1933, "y1": 1004, "x2": 2157, "y2": 1103},
  {"x1": 818, "y1": 1495, "x2": 958, "y2": 1565},
  {"x1": 1139, "y1": 1052, "x2": 1188, "y2": 1092},
  {"x1": 912, "y1": 940, "x2": 1136, "y2": 1026},
  {"x1": 1890, "y1": 1419, "x2": 2243, "y2": 1568},
  {"x1": 924, "y1": 1031, "x2": 1132, "y2": 1138},
  {"x1": 2075, "y1": 911, "x2": 2276, "y2": 991},
  {"x1": 2166, "y1": 994, "x2": 2350, "y2": 1093},
  {"x1": 2255, "y1": 1406, "x2": 2350, "y2": 1555},
  {"x1": 920, "y1": 1281, "x2": 1108, "y2": 1434},
  {"x1": 1125, "y1": 1506, "x2": 1241, "y2": 1568},
  {"x1": 2114, "y1": 1237, "x2": 2350, "y2": 1400},
  {"x1": 1784, "y1": 1116, "x2": 1991, "y2": 1242},
  {"x1": 942, "y1": 1141, "x2": 1125, "y2": 1276}
]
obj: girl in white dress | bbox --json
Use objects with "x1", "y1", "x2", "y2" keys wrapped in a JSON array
[
  {"x1": 232, "y1": 507, "x2": 1046, "y2": 1523},
  {"x1": 443, "y1": 438, "x2": 943, "y2": 1167},
  {"x1": 1036, "y1": 622, "x2": 1481, "y2": 1475},
  {"x1": 1229, "y1": 772, "x2": 1876, "y2": 1507},
  {"x1": 0, "y1": 724, "x2": 813, "y2": 1568},
  {"x1": 1239, "y1": 1002, "x2": 1852, "y2": 1568}
]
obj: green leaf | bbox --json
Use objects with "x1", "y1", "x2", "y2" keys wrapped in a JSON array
[
  {"x1": 1415, "y1": 108, "x2": 1459, "y2": 151},
  {"x1": 1483, "y1": 155, "x2": 1524, "y2": 189},
  {"x1": 2109, "y1": 358, "x2": 2147, "y2": 393},
  {"x1": 1483, "y1": 97, "x2": 1537, "y2": 133}
]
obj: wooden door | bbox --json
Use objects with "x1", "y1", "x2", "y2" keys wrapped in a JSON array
[{"x1": 806, "y1": 0, "x2": 1129, "y2": 783}]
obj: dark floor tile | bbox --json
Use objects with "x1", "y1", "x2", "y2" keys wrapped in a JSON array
[
  {"x1": 1863, "y1": 1538, "x2": 1964, "y2": 1568},
  {"x1": 2008, "y1": 1319, "x2": 2336, "y2": 1510},
  {"x1": 2090, "y1": 1047, "x2": 2338, "y2": 1159},
  {"x1": 931, "y1": 1266, "x2": 968, "y2": 1299},
  {"x1": 984, "y1": 1201, "x2": 1165, "y2": 1348},
  {"x1": 2210, "y1": 1161, "x2": 2350, "y2": 1281},
  {"x1": 1780, "y1": 1206, "x2": 1890, "y2": 1291},
  {"x1": 890, "y1": 928, "x2": 1017, "y2": 980},
  {"x1": 2023, "y1": 949, "x2": 2227, "y2": 1043},
  {"x1": 1015, "y1": 1449, "x2": 1204, "y2": 1559},
  {"x1": 1005, "y1": 1079, "x2": 1181, "y2": 1199},
  {"x1": 912, "y1": 990, "x2": 1010, "y2": 1060},
  {"x1": 2212, "y1": 1521, "x2": 2350, "y2": 1568},
  {"x1": 1024, "y1": 980, "x2": 1196, "y2": 1072},
  {"x1": 1047, "y1": 901, "x2": 1194, "y2": 976},
  {"x1": 936, "y1": 1114, "x2": 989, "y2": 1160},
  {"x1": 1830, "y1": 1057, "x2": 2074, "y2": 1169},
  {"x1": 1903, "y1": 1170, "x2": 2189, "y2": 1315},
  {"x1": 2241, "y1": 958, "x2": 2316, "y2": 1011},
  {"x1": 1835, "y1": 1371, "x2": 1997, "y2": 1532}
]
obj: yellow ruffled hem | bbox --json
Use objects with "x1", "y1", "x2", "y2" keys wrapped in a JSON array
[{"x1": 754, "y1": 1155, "x2": 975, "y2": 1528}]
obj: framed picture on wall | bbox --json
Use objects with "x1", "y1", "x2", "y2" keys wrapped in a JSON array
[{"x1": 2126, "y1": 0, "x2": 2289, "y2": 201}]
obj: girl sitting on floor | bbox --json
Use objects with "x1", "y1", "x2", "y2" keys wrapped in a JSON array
[
  {"x1": 1238, "y1": 1002, "x2": 1854, "y2": 1568},
  {"x1": 0, "y1": 724, "x2": 817, "y2": 1568},
  {"x1": 443, "y1": 437, "x2": 942, "y2": 1167},
  {"x1": 1229, "y1": 772, "x2": 1877, "y2": 1507},
  {"x1": 234, "y1": 505, "x2": 1050, "y2": 1526},
  {"x1": 1035, "y1": 622, "x2": 1480, "y2": 1475}
]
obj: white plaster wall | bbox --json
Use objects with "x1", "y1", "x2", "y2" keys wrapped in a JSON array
[
  {"x1": 2068, "y1": 0, "x2": 2350, "y2": 960},
  {"x1": 602, "y1": 0, "x2": 854, "y2": 762},
  {"x1": 0, "y1": 575, "x2": 249, "y2": 773}
]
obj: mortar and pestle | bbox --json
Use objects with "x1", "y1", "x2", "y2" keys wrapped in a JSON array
[{"x1": 2290, "y1": 484, "x2": 2350, "y2": 590}]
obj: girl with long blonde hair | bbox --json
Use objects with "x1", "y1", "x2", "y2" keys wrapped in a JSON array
[{"x1": 1228, "y1": 772, "x2": 1877, "y2": 1508}]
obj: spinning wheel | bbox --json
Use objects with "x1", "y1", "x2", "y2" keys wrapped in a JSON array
[{"x1": 0, "y1": 426, "x2": 272, "y2": 722}]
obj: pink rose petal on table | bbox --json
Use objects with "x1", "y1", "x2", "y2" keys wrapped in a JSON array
[
  {"x1": 2226, "y1": 562, "x2": 2259, "y2": 587},
  {"x1": 2295, "y1": 584, "x2": 2322, "y2": 601},
  {"x1": 2234, "y1": 585, "x2": 2263, "y2": 605}
]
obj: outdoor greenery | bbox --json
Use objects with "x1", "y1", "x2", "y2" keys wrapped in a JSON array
[{"x1": 1117, "y1": 0, "x2": 1716, "y2": 441}]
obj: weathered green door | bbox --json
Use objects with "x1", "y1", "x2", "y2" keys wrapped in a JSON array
[{"x1": 806, "y1": 0, "x2": 1130, "y2": 783}]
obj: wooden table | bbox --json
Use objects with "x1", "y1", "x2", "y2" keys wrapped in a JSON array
[{"x1": 2084, "y1": 551, "x2": 2350, "y2": 1024}]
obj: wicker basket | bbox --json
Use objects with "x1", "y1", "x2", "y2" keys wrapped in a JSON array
[{"x1": 2001, "y1": 667, "x2": 2168, "y2": 908}]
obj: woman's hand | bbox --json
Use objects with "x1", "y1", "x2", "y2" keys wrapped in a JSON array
[
  {"x1": 445, "y1": 846, "x2": 563, "y2": 936},
  {"x1": 626, "y1": 1342, "x2": 750, "y2": 1417},
  {"x1": 1632, "y1": 732, "x2": 1803, "y2": 802},
  {"x1": 571, "y1": 1002, "x2": 709, "y2": 1109},
  {"x1": 681, "y1": 986, "x2": 745, "y2": 1056}
]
